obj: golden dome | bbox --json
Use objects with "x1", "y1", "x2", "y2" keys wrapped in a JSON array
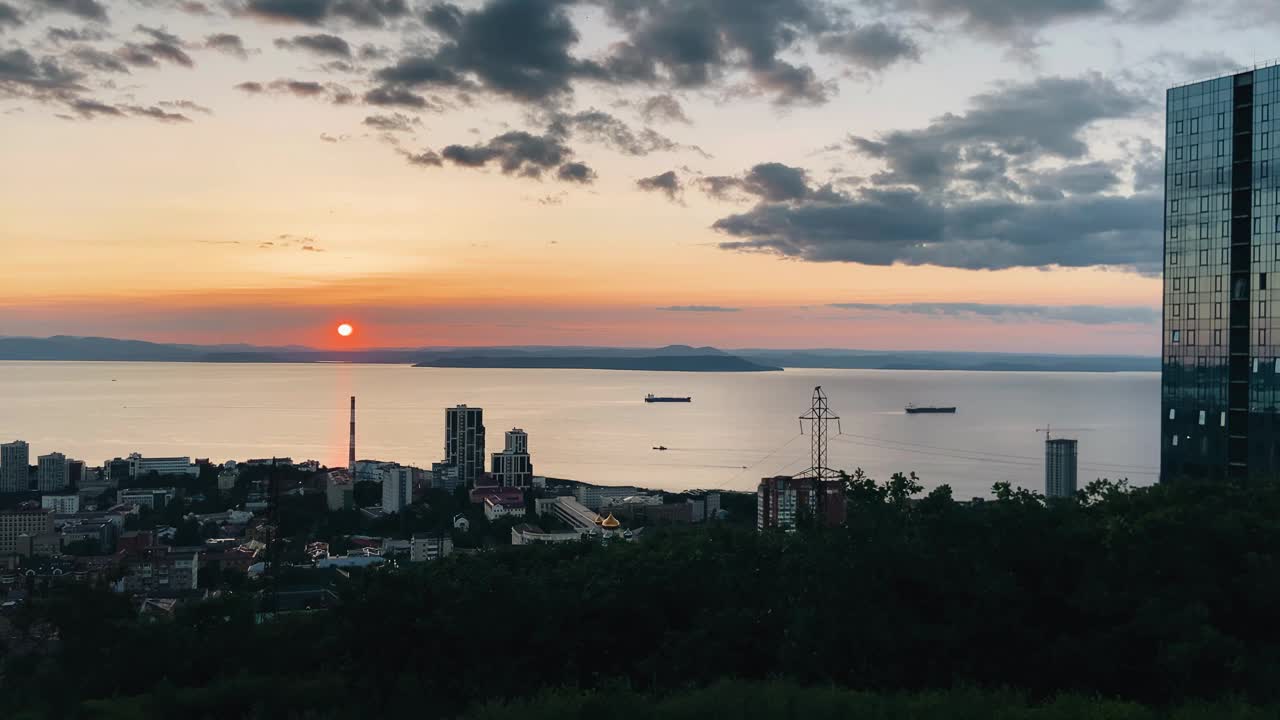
[
  {"x1": 593, "y1": 515, "x2": 604, "y2": 525},
  {"x1": 601, "y1": 513, "x2": 621, "y2": 529}
]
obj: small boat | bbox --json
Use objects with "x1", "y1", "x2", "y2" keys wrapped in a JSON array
[
  {"x1": 906, "y1": 404, "x2": 957, "y2": 414},
  {"x1": 645, "y1": 394, "x2": 691, "y2": 403},
  {"x1": 652, "y1": 445, "x2": 668, "y2": 451}
]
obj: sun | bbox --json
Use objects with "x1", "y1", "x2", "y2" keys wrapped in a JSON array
[{"x1": 337, "y1": 323, "x2": 354, "y2": 337}]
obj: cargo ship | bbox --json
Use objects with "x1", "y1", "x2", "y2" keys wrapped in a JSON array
[
  {"x1": 905, "y1": 404, "x2": 956, "y2": 414},
  {"x1": 645, "y1": 394, "x2": 691, "y2": 403}
]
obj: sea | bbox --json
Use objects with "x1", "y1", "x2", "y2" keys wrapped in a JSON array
[{"x1": 0, "y1": 362, "x2": 1161, "y2": 499}]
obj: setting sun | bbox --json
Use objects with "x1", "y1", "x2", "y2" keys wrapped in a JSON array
[{"x1": 337, "y1": 323, "x2": 353, "y2": 337}]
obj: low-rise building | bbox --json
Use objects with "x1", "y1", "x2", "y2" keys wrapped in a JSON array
[
  {"x1": 118, "y1": 546, "x2": 200, "y2": 594},
  {"x1": 16, "y1": 532, "x2": 62, "y2": 557},
  {"x1": 483, "y1": 495, "x2": 526, "y2": 521},
  {"x1": 217, "y1": 467, "x2": 239, "y2": 492},
  {"x1": 127, "y1": 454, "x2": 199, "y2": 478},
  {"x1": 573, "y1": 484, "x2": 641, "y2": 511},
  {"x1": 409, "y1": 533, "x2": 453, "y2": 562},
  {"x1": 325, "y1": 470, "x2": 354, "y2": 511},
  {"x1": 534, "y1": 496, "x2": 601, "y2": 532},
  {"x1": 452, "y1": 513, "x2": 470, "y2": 532},
  {"x1": 0, "y1": 509, "x2": 55, "y2": 555},
  {"x1": 40, "y1": 494, "x2": 80, "y2": 514},
  {"x1": 431, "y1": 462, "x2": 462, "y2": 492},
  {"x1": 511, "y1": 523, "x2": 586, "y2": 545},
  {"x1": 118, "y1": 487, "x2": 176, "y2": 510}
]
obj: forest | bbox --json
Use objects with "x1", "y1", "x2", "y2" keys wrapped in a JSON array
[{"x1": 5, "y1": 471, "x2": 1280, "y2": 719}]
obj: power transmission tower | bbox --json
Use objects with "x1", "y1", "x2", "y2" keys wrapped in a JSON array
[{"x1": 797, "y1": 386, "x2": 842, "y2": 480}]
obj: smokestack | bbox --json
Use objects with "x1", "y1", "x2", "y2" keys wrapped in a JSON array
[{"x1": 348, "y1": 396, "x2": 356, "y2": 472}]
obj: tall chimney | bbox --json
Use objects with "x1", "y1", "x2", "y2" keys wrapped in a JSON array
[{"x1": 348, "y1": 396, "x2": 356, "y2": 472}]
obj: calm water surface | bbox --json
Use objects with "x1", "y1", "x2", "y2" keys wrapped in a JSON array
[{"x1": 0, "y1": 362, "x2": 1159, "y2": 498}]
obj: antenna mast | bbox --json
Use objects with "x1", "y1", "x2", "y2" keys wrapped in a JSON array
[{"x1": 797, "y1": 386, "x2": 842, "y2": 480}]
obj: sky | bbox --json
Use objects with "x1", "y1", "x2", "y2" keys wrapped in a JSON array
[{"x1": 0, "y1": 0, "x2": 1273, "y2": 353}]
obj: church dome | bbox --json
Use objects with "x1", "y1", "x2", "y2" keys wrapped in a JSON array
[{"x1": 601, "y1": 513, "x2": 621, "y2": 529}]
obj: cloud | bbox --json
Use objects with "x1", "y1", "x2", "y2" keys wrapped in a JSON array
[
  {"x1": 0, "y1": 3, "x2": 22, "y2": 29},
  {"x1": 556, "y1": 161, "x2": 595, "y2": 183},
  {"x1": 47, "y1": 26, "x2": 110, "y2": 43},
  {"x1": 243, "y1": 0, "x2": 410, "y2": 27},
  {"x1": 549, "y1": 109, "x2": 687, "y2": 156},
  {"x1": 205, "y1": 33, "x2": 250, "y2": 59},
  {"x1": 700, "y1": 162, "x2": 810, "y2": 202},
  {"x1": 828, "y1": 302, "x2": 1161, "y2": 325},
  {"x1": 363, "y1": 85, "x2": 445, "y2": 110},
  {"x1": 67, "y1": 97, "x2": 122, "y2": 117},
  {"x1": 363, "y1": 112, "x2": 420, "y2": 132},
  {"x1": 657, "y1": 305, "x2": 741, "y2": 313},
  {"x1": 818, "y1": 23, "x2": 921, "y2": 72},
  {"x1": 639, "y1": 94, "x2": 689, "y2": 124},
  {"x1": 398, "y1": 148, "x2": 443, "y2": 166},
  {"x1": 263, "y1": 233, "x2": 324, "y2": 251},
  {"x1": 886, "y1": 0, "x2": 1109, "y2": 46},
  {"x1": 237, "y1": 78, "x2": 354, "y2": 103},
  {"x1": 319, "y1": 132, "x2": 349, "y2": 142},
  {"x1": 122, "y1": 104, "x2": 192, "y2": 122},
  {"x1": 847, "y1": 74, "x2": 1146, "y2": 191},
  {"x1": 69, "y1": 46, "x2": 130, "y2": 74},
  {"x1": 1018, "y1": 160, "x2": 1121, "y2": 200},
  {"x1": 0, "y1": 48, "x2": 84, "y2": 94},
  {"x1": 714, "y1": 184, "x2": 1163, "y2": 273},
  {"x1": 440, "y1": 130, "x2": 574, "y2": 179},
  {"x1": 636, "y1": 170, "x2": 682, "y2": 201},
  {"x1": 273, "y1": 33, "x2": 352, "y2": 58},
  {"x1": 118, "y1": 27, "x2": 195, "y2": 69},
  {"x1": 159, "y1": 99, "x2": 213, "y2": 115},
  {"x1": 1151, "y1": 50, "x2": 1240, "y2": 80},
  {"x1": 33, "y1": 0, "x2": 108, "y2": 22}
]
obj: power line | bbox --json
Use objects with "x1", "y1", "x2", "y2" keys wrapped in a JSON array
[{"x1": 830, "y1": 435, "x2": 1158, "y2": 476}]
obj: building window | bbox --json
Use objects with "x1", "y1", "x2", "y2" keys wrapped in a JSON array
[
  {"x1": 1201, "y1": 196, "x2": 1210, "y2": 212},
  {"x1": 1256, "y1": 217, "x2": 1263, "y2": 235},
  {"x1": 1219, "y1": 112, "x2": 1226, "y2": 129},
  {"x1": 1171, "y1": 199, "x2": 1180, "y2": 213},
  {"x1": 1215, "y1": 302, "x2": 1223, "y2": 318},
  {"x1": 1173, "y1": 330, "x2": 1181, "y2": 343},
  {"x1": 1191, "y1": 117, "x2": 1200, "y2": 134},
  {"x1": 1189, "y1": 277, "x2": 1198, "y2": 292},
  {"x1": 1221, "y1": 411, "x2": 1228, "y2": 427},
  {"x1": 1223, "y1": 248, "x2": 1231, "y2": 264},
  {"x1": 1216, "y1": 276, "x2": 1223, "y2": 292},
  {"x1": 1176, "y1": 146, "x2": 1184, "y2": 160},
  {"x1": 1188, "y1": 303, "x2": 1196, "y2": 319},
  {"x1": 1261, "y1": 329, "x2": 1268, "y2": 345},
  {"x1": 1190, "y1": 144, "x2": 1200, "y2": 160},
  {"x1": 1199, "y1": 410, "x2": 1206, "y2": 426},
  {"x1": 1172, "y1": 434, "x2": 1179, "y2": 447},
  {"x1": 1218, "y1": 166, "x2": 1227, "y2": 185},
  {"x1": 1173, "y1": 278, "x2": 1182, "y2": 291},
  {"x1": 1170, "y1": 251, "x2": 1179, "y2": 266},
  {"x1": 1276, "y1": 216, "x2": 1280, "y2": 233},
  {"x1": 1218, "y1": 139, "x2": 1227, "y2": 156},
  {"x1": 1192, "y1": 170, "x2": 1201, "y2": 186},
  {"x1": 1264, "y1": 160, "x2": 1270, "y2": 178},
  {"x1": 1169, "y1": 408, "x2": 1176, "y2": 420},
  {"x1": 1260, "y1": 301, "x2": 1267, "y2": 318},
  {"x1": 1215, "y1": 329, "x2": 1222, "y2": 345},
  {"x1": 1264, "y1": 104, "x2": 1272, "y2": 122},
  {"x1": 1175, "y1": 173, "x2": 1183, "y2": 187},
  {"x1": 1256, "y1": 189, "x2": 1263, "y2": 206},
  {"x1": 1264, "y1": 132, "x2": 1272, "y2": 150},
  {"x1": 1254, "y1": 244, "x2": 1263, "y2": 261},
  {"x1": 1262, "y1": 273, "x2": 1268, "y2": 291},
  {"x1": 1176, "y1": 120, "x2": 1184, "y2": 134},
  {"x1": 1223, "y1": 220, "x2": 1231, "y2": 237},
  {"x1": 1171, "y1": 225, "x2": 1179, "y2": 239},
  {"x1": 1200, "y1": 223, "x2": 1210, "y2": 240},
  {"x1": 1173, "y1": 304, "x2": 1181, "y2": 317},
  {"x1": 1222, "y1": 193, "x2": 1231, "y2": 210},
  {"x1": 1188, "y1": 330, "x2": 1196, "y2": 345}
]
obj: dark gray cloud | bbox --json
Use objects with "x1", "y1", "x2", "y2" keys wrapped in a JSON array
[
  {"x1": 714, "y1": 184, "x2": 1162, "y2": 273},
  {"x1": 69, "y1": 46, "x2": 130, "y2": 74},
  {"x1": 0, "y1": 3, "x2": 21, "y2": 29},
  {"x1": 636, "y1": 170, "x2": 682, "y2": 201},
  {"x1": 122, "y1": 103, "x2": 192, "y2": 122},
  {"x1": 64, "y1": 98, "x2": 196, "y2": 123},
  {"x1": 657, "y1": 305, "x2": 741, "y2": 312},
  {"x1": 829, "y1": 302, "x2": 1160, "y2": 325},
  {"x1": 68, "y1": 97, "x2": 121, "y2": 117},
  {"x1": 1151, "y1": 50, "x2": 1240, "y2": 80},
  {"x1": 1020, "y1": 160, "x2": 1121, "y2": 200},
  {"x1": 549, "y1": 109, "x2": 685, "y2": 156},
  {"x1": 363, "y1": 112, "x2": 419, "y2": 132},
  {"x1": 243, "y1": 0, "x2": 409, "y2": 27},
  {"x1": 33, "y1": 0, "x2": 108, "y2": 22},
  {"x1": 274, "y1": 33, "x2": 352, "y2": 58},
  {"x1": 887, "y1": 0, "x2": 1108, "y2": 45},
  {"x1": 848, "y1": 74, "x2": 1146, "y2": 190},
  {"x1": 47, "y1": 26, "x2": 110, "y2": 43},
  {"x1": 557, "y1": 161, "x2": 596, "y2": 183},
  {"x1": 639, "y1": 93, "x2": 688, "y2": 124},
  {"x1": 118, "y1": 27, "x2": 195, "y2": 69},
  {"x1": 398, "y1": 147, "x2": 443, "y2": 166},
  {"x1": 440, "y1": 130, "x2": 574, "y2": 178},
  {"x1": 205, "y1": 33, "x2": 250, "y2": 59},
  {"x1": 0, "y1": 47, "x2": 83, "y2": 94},
  {"x1": 701, "y1": 162, "x2": 810, "y2": 202},
  {"x1": 362, "y1": 85, "x2": 445, "y2": 110},
  {"x1": 159, "y1": 99, "x2": 213, "y2": 115},
  {"x1": 595, "y1": 0, "x2": 835, "y2": 105},
  {"x1": 236, "y1": 78, "x2": 353, "y2": 103},
  {"x1": 818, "y1": 22, "x2": 920, "y2": 71}
]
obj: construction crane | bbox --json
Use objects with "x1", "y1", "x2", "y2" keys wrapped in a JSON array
[{"x1": 1035, "y1": 426, "x2": 1093, "y2": 441}]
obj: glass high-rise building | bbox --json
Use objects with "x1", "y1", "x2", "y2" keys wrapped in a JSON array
[
  {"x1": 1163, "y1": 65, "x2": 1280, "y2": 482},
  {"x1": 444, "y1": 405, "x2": 485, "y2": 487}
]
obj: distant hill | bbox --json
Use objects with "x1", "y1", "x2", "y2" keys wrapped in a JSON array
[{"x1": 0, "y1": 336, "x2": 1158, "y2": 372}]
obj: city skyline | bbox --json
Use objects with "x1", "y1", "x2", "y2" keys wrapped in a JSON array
[{"x1": 3, "y1": 1, "x2": 1276, "y2": 352}]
